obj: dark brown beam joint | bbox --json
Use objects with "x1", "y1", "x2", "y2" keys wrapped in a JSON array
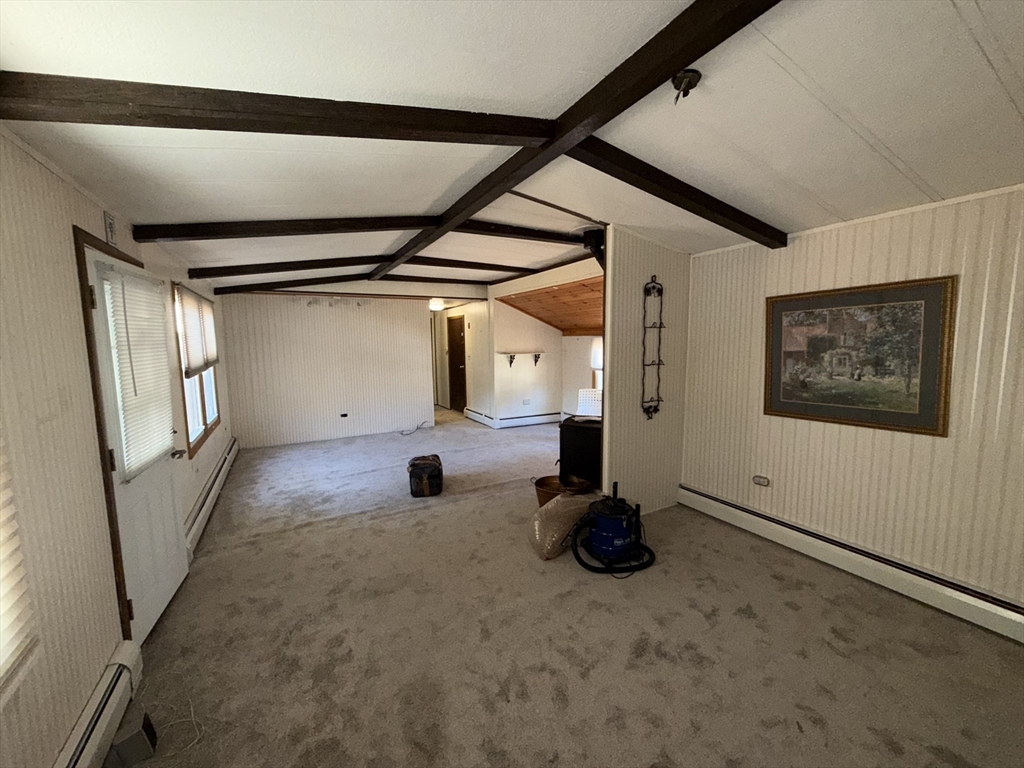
[
  {"x1": 0, "y1": 72, "x2": 558, "y2": 147},
  {"x1": 369, "y1": 0, "x2": 783, "y2": 279},
  {"x1": 567, "y1": 137, "x2": 787, "y2": 249},
  {"x1": 135, "y1": 216, "x2": 440, "y2": 243}
]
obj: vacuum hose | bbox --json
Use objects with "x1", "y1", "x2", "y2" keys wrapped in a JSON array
[{"x1": 567, "y1": 482, "x2": 656, "y2": 576}]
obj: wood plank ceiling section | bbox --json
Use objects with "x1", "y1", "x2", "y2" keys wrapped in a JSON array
[{"x1": 496, "y1": 277, "x2": 604, "y2": 336}]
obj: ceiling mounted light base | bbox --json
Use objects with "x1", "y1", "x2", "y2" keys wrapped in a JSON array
[{"x1": 672, "y1": 69, "x2": 702, "y2": 104}]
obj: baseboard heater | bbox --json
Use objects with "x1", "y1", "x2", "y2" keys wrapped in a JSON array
[
  {"x1": 466, "y1": 409, "x2": 561, "y2": 429},
  {"x1": 678, "y1": 485, "x2": 1024, "y2": 642},
  {"x1": 185, "y1": 436, "x2": 238, "y2": 556},
  {"x1": 52, "y1": 641, "x2": 142, "y2": 768}
]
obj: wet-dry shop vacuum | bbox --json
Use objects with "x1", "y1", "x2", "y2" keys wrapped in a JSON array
[{"x1": 568, "y1": 483, "x2": 656, "y2": 575}]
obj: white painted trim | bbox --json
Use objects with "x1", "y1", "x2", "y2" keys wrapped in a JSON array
[
  {"x1": 464, "y1": 410, "x2": 560, "y2": 429},
  {"x1": 691, "y1": 183, "x2": 1024, "y2": 260},
  {"x1": 185, "y1": 438, "x2": 238, "y2": 556},
  {"x1": 678, "y1": 488, "x2": 1024, "y2": 643}
]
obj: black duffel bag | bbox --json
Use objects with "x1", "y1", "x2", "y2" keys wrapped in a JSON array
[{"x1": 408, "y1": 454, "x2": 443, "y2": 497}]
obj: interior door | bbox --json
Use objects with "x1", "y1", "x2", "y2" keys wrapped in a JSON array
[
  {"x1": 87, "y1": 247, "x2": 188, "y2": 642},
  {"x1": 447, "y1": 315, "x2": 467, "y2": 413}
]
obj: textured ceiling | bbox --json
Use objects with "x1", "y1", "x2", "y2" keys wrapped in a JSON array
[{"x1": 1, "y1": 0, "x2": 1021, "y2": 292}]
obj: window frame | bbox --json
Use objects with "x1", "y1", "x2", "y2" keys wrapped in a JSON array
[{"x1": 172, "y1": 284, "x2": 221, "y2": 458}]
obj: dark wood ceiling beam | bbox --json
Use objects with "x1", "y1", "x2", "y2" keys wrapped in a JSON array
[
  {"x1": 488, "y1": 252, "x2": 596, "y2": 286},
  {"x1": 213, "y1": 273, "x2": 370, "y2": 295},
  {"x1": 190, "y1": 255, "x2": 388, "y2": 280},
  {"x1": 213, "y1": 272, "x2": 491, "y2": 295},
  {"x1": 406, "y1": 256, "x2": 536, "y2": 274},
  {"x1": 567, "y1": 137, "x2": 787, "y2": 249},
  {"x1": 191, "y1": 254, "x2": 535, "y2": 280},
  {"x1": 369, "y1": 0, "x2": 782, "y2": 279},
  {"x1": 134, "y1": 216, "x2": 440, "y2": 243},
  {"x1": 452, "y1": 220, "x2": 584, "y2": 245},
  {"x1": 0, "y1": 72, "x2": 557, "y2": 146},
  {"x1": 378, "y1": 275, "x2": 491, "y2": 286}
]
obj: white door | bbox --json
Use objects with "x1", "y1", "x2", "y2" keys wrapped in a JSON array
[{"x1": 87, "y1": 248, "x2": 188, "y2": 642}]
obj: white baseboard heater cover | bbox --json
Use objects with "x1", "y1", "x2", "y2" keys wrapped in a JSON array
[
  {"x1": 52, "y1": 641, "x2": 142, "y2": 768},
  {"x1": 185, "y1": 437, "x2": 238, "y2": 556},
  {"x1": 678, "y1": 486, "x2": 1024, "y2": 643}
]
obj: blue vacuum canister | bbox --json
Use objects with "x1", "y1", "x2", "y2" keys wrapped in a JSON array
[{"x1": 569, "y1": 482, "x2": 656, "y2": 575}]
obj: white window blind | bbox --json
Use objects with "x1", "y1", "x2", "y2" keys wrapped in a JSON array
[
  {"x1": 0, "y1": 439, "x2": 37, "y2": 687},
  {"x1": 175, "y1": 285, "x2": 219, "y2": 378},
  {"x1": 102, "y1": 267, "x2": 175, "y2": 480}
]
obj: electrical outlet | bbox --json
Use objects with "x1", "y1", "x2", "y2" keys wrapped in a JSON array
[
  {"x1": 523, "y1": 399, "x2": 530, "y2": 405},
  {"x1": 753, "y1": 475, "x2": 770, "y2": 487},
  {"x1": 340, "y1": 413, "x2": 349, "y2": 418}
]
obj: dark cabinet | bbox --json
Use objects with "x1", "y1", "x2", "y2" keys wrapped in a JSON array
[{"x1": 559, "y1": 417, "x2": 602, "y2": 488}]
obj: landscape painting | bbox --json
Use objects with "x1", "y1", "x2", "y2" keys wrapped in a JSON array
[{"x1": 765, "y1": 277, "x2": 958, "y2": 436}]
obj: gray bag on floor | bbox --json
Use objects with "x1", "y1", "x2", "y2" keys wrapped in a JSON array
[{"x1": 530, "y1": 492, "x2": 601, "y2": 560}]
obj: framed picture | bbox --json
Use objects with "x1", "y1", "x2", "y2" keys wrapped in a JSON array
[{"x1": 764, "y1": 276, "x2": 958, "y2": 436}]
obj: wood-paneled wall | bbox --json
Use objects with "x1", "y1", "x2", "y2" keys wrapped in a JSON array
[
  {"x1": 221, "y1": 293, "x2": 434, "y2": 447},
  {"x1": 683, "y1": 187, "x2": 1024, "y2": 604},
  {"x1": 0, "y1": 131, "x2": 127, "y2": 767},
  {"x1": 604, "y1": 226, "x2": 690, "y2": 512}
]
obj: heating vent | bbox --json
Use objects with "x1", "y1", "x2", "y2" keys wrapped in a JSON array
[
  {"x1": 53, "y1": 641, "x2": 142, "y2": 768},
  {"x1": 185, "y1": 436, "x2": 238, "y2": 555}
]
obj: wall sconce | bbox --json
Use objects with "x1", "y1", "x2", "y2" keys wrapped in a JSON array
[{"x1": 428, "y1": 298, "x2": 445, "y2": 311}]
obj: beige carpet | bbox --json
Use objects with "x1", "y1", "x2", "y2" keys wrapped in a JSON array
[{"x1": 138, "y1": 409, "x2": 1024, "y2": 767}]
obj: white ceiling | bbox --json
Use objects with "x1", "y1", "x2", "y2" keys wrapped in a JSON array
[
  {"x1": 5, "y1": 123, "x2": 514, "y2": 222},
  {"x1": 2, "y1": 0, "x2": 1022, "y2": 293},
  {"x1": 593, "y1": 0, "x2": 1024, "y2": 236},
  {"x1": 158, "y1": 231, "x2": 417, "y2": 268},
  {"x1": 0, "y1": 0, "x2": 690, "y2": 116},
  {"x1": 419, "y1": 231, "x2": 584, "y2": 270}
]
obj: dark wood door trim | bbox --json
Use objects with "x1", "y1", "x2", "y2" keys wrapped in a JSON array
[
  {"x1": 71, "y1": 225, "x2": 140, "y2": 640},
  {"x1": 447, "y1": 316, "x2": 468, "y2": 413}
]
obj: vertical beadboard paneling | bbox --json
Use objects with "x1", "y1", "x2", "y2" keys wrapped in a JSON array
[
  {"x1": 221, "y1": 293, "x2": 434, "y2": 448},
  {"x1": 682, "y1": 188, "x2": 1024, "y2": 605},
  {"x1": 604, "y1": 226, "x2": 690, "y2": 512},
  {"x1": 0, "y1": 133, "x2": 123, "y2": 767}
]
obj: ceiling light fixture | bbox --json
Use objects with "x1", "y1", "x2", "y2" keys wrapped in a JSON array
[
  {"x1": 672, "y1": 69, "x2": 701, "y2": 104},
  {"x1": 428, "y1": 298, "x2": 445, "y2": 311}
]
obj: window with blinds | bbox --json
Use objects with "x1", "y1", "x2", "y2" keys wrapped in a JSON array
[
  {"x1": 101, "y1": 267, "x2": 175, "y2": 480},
  {"x1": 0, "y1": 439, "x2": 37, "y2": 688},
  {"x1": 175, "y1": 285, "x2": 219, "y2": 379},
  {"x1": 174, "y1": 285, "x2": 221, "y2": 455}
]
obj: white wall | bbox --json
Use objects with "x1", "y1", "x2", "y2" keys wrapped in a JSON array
[
  {"x1": 221, "y1": 293, "x2": 434, "y2": 447},
  {"x1": 0, "y1": 130, "x2": 234, "y2": 766},
  {"x1": 603, "y1": 227, "x2": 690, "y2": 512},
  {"x1": 682, "y1": 186, "x2": 1024, "y2": 605},
  {"x1": 492, "y1": 302, "x2": 562, "y2": 423},
  {"x1": 562, "y1": 336, "x2": 600, "y2": 416}
]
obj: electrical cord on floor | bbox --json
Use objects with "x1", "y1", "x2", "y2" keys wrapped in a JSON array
[{"x1": 400, "y1": 421, "x2": 431, "y2": 436}]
